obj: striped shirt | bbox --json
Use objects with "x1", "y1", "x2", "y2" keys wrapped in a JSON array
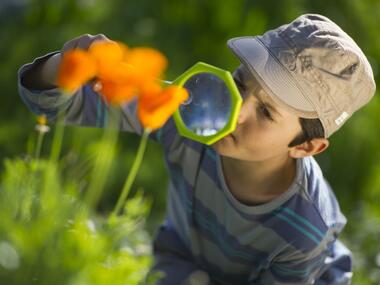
[{"x1": 18, "y1": 53, "x2": 352, "y2": 285}]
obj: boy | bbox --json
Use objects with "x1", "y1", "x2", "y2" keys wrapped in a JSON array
[{"x1": 18, "y1": 14, "x2": 375, "y2": 284}]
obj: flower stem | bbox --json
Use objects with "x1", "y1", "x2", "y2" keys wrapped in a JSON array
[
  {"x1": 50, "y1": 109, "x2": 65, "y2": 163},
  {"x1": 34, "y1": 131, "x2": 45, "y2": 160},
  {"x1": 85, "y1": 109, "x2": 119, "y2": 209},
  {"x1": 112, "y1": 128, "x2": 150, "y2": 216}
]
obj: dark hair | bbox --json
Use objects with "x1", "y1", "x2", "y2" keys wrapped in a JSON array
[
  {"x1": 236, "y1": 66, "x2": 326, "y2": 146},
  {"x1": 288, "y1": 118, "x2": 325, "y2": 147}
]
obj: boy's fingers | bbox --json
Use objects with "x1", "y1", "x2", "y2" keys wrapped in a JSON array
[
  {"x1": 86, "y1": 34, "x2": 119, "y2": 50},
  {"x1": 61, "y1": 33, "x2": 114, "y2": 53},
  {"x1": 92, "y1": 33, "x2": 111, "y2": 43},
  {"x1": 77, "y1": 33, "x2": 113, "y2": 50},
  {"x1": 61, "y1": 33, "x2": 92, "y2": 52}
]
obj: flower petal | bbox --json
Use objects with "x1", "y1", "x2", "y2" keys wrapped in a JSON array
[
  {"x1": 89, "y1": 41, "x2": 127, "y2": 64},
  {"x1": 89, "y1": 41, "x2": 128, "y2": 80},
  {"x1": 125, "y1": 48, "x2": 168, "y2": 80},
  {"x1": 96, "y1": 80, "x2": 138, "y2": 105},
  {"x1": 138, "y1": 86, "x2": 188, "y2": 130},
  {"x1": 57, "y1": 50, "x2": 97, "y2": 92}
]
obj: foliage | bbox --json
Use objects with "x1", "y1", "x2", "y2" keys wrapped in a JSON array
[{"x1": 0, "y1": 123, "x2": 156, "y2": 284}]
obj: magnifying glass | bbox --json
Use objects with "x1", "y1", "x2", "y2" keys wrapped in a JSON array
[{"x1": 166, "y1": 62, "x2": 242, "y2": 145}]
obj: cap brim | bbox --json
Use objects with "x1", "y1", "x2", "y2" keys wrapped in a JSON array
[{"x1": 227, "y1": 37, "x2": 318, "y2": 118}]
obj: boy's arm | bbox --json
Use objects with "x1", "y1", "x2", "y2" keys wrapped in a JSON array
[
  {"x1": 22, "y1": 33, "x2": 109, "y2": 90},
  {"x1": 18, "y1": 34, "x2": 178, "y2": 145},
  {"x1": 250, "y1": 239, "x2": 352, "y2": 285},
  {"x1": 18, "y1": 34, "x2": 142, "y2": 133},
  {"x1": 254, "y1": 251, "x2": 327, "y2": 285},
  {"x1": 21, "y1": 51, "x2": 61, "y2": 90}
]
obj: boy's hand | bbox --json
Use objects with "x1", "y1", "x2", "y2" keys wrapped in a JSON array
[
  {"x1": 61, "y1": 33, "x2": 113, "y2": 54},
  {"x1": 22, "y1": 34, "x2": 114, "y2": 90}
]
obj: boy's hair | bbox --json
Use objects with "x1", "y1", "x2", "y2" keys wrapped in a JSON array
[
  {"x1": 288, "y1": 118, "x2": 324, "y2": 147},
  {"x1": 243, "y1": 66, "x2": 325, "y2": 148},
  {"x1": 245, "y1": 66, "x2": 325, "y2": 148}
]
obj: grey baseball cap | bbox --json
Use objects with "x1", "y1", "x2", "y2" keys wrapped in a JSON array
[{"x1": 227, "y1": 14, "x2": 376, "y2": 138}]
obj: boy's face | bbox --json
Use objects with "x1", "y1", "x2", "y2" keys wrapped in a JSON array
[{"x1": 211, "y1": 64, "x2": 303, "y2": 162}]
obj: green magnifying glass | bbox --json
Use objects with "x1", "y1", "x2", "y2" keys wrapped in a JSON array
[{"x1": 166, "y1": 62, "x2": 242, "y2": 145}]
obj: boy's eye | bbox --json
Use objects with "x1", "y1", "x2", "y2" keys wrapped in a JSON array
[
  {"x1": 257, "y1": 103, "x2": 273, "y2": 121},
  {"x1": 234, "y1": 78, "x2": 246, "y2": 93}
]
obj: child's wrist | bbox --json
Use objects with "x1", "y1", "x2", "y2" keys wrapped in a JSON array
[{"x1": 22, "y1": 52, "x2": 62, "y2": 90}]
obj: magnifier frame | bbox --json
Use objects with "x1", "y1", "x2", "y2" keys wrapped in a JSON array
[{"x1": 170, "y1": 62, "x2": 242, "y2": 145}]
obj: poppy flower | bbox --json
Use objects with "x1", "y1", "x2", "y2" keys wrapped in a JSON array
[
  {"x1": 57, "y1": 50, "x2": 97, "y2": 93},
  {"x1": 137, "y1": 86, "x2": 188, "y2": 130},
  {"x1": 124, "y1": 47, "x2": 168, "y2": 81},
  {"x1": 88, "y1": 41, "x2": 129, "y2": 81},
  {"x1": 56, "y1": 40, "x2": 185, "y2": 124},
  {"x1": 94, "y1": 79, "x2": 139, "y2": 105}
]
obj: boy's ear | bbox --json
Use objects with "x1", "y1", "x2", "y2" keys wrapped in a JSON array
[{"x1": 289, "y1": 138, "x2": 329, "y2": 158}]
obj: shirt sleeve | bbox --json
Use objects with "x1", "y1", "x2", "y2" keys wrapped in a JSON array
[
  {"x1": 17, "y1": 52, "x2": 179, "y2": 146},
  {"x1": 314, "y1": 239, "x2": 352, "y2": 285},
  {"x1": 254, "y1": 251, "x2": 328, "y2": 285},
  {"x1": 250, "y1": 238, "x2": 352, "y2": 285}
]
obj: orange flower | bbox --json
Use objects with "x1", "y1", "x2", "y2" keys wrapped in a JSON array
[
  {"x1": 140, "y1": 81, "x2": 163, "y2": 96},
  {"x1": 57, "y1": 50, "x2": 97, "y2": 93},
  {"x1": 138, "y1": 86, "x2": 188, "y2": 130},
  {"x1": 56, "y1": 41, "x2": 174, "y2": 111},
  {"x1": 88, "y1": 41, "x2": 129, "y2": 81},
  {"x1": 100, "y1": 62, "x2": 138, "y2": 85},
  {"x1": 94, "y1": 79, "x2": 138, "y2": 105},
  {"x1": 124, "y1": 48, "x2": 168, "y2": 81},
  {"x1": 91, "y1": 61, "x2": 147, "y2": 105},
  {"x1": 89, "y1": 41, "x2": 127, "y2": 63}
]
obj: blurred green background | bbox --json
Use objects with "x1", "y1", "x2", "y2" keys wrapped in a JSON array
[{"x1": 1, "y1": 0, "x2": 380, "y2": 283}]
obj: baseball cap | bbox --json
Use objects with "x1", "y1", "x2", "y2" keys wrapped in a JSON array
[{"x1": 227, "y1": 14, "x2": 376, "y2": 138}]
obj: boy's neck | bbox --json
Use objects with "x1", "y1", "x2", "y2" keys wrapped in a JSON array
[{"x1": 220, "y1": 154, "x2": 298, "y2": 205}]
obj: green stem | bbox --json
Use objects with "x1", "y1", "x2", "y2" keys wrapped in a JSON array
[
  {"x1": 34, "y1": 130, "x2": 45, "y2": 160},
  {"x1": 50, "y1": 109, "x2": 65, "y2": 163},
  {"x1": 112, "y1": 128, "x2": 150, "y2": 217},
  {"x1": 85, "y1": 110, "x2": 120, "y2": 209}
]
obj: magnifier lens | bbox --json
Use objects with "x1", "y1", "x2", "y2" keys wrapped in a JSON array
[{"x1": 178, "y1": 72, "x2": 232, "y2": 136}]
